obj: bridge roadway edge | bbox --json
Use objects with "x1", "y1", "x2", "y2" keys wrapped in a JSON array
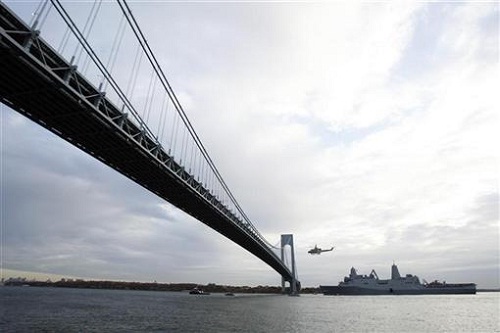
[{"x1": 0, "y1": 2, "x2": 298, "y2": 286}]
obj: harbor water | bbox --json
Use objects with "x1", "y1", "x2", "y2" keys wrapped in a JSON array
[{"x1": 1, "y1": 286, "x2": 499, "y2": 332}]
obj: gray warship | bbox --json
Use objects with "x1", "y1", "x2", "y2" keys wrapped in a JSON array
[{"x1": 320, "y1": 263, "x2": 476, "y2": 295}]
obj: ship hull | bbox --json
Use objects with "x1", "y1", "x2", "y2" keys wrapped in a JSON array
[{"x1": 320, "y1": 285, "x2": 476, "y2": 295}]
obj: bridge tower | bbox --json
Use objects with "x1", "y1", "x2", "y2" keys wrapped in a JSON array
[{"x1": 281, "y1": 234, "x2": 299, "y2": 295}]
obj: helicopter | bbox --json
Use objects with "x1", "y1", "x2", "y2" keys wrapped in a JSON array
[{"x1": 308, "y1": 244, "x2": 334, "y2": 255}]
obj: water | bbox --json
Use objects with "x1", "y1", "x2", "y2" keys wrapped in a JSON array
[{"x1": 1, "y1": 287, "x2": 499, "y2": 332}]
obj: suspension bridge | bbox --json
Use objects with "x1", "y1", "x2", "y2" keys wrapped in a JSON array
[{"x1": 0, "y1": 0, "x2": 299, "y2": 293}]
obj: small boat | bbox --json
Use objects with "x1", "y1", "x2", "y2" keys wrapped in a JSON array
[
  {"x1": 225, "y1": 292, "x2": 235, "y2": 296},
  {"x1": 189, "y1": 287, "x2": 210, "y2": 295}
]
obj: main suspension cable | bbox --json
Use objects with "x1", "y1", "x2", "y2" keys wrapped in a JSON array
[{"x1": 116, "y1": 0, "x2": 272, "y2": 246}]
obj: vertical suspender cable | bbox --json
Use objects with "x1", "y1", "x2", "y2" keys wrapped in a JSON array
[
  {"x1": 188, "y1": 139, "x2": 195, "y2": 173},
  {"x1": 142, "y1": 69, "x2": 155, "y2": 120},
  {"x1": 145, "y1": 76, "x2": 157, "y2": 123},
  {"x1": 57, "y1": 25, "x2": 71, "y2": 53},
  {"x1": 74, "y1": 0, "x2": 102, "y2": 65},
  {"x1": 156, "y1": 92, "x2": 168, "y2": 140},
  {"x1": 180, "y1": 127, "x2": 188, "y2": 165},
  {"x1": 37, "y1": 2, "x2": 52, "y2": 30},
  {"x1": 159, "y1": 94, "x2": 170, "y2": 143},
  {"x1": 30, "y1": 0, "x2": 49, "y2": 30},
  {"x1": 171, "y1": 113, "x2": 179, "y2": 157},
  {"x1": 103, "y1": 14, "x2": 126, "y2": 91},
  {"x1": 125, "y1": 45, "x2": 143, "y2": 108}
]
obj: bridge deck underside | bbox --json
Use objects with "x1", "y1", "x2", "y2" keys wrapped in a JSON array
[{"x1": 0, "y1": 3, "x2": 294, "y2": 282}]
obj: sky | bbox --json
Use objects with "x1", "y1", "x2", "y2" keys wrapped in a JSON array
[{"x1": 1, "y1": 1, "x2": 499, "y2": 289}]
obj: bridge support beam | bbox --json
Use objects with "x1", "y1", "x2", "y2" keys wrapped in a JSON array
[{"x1": 281, "y1": 234, "x2": 299, "y2": 295}]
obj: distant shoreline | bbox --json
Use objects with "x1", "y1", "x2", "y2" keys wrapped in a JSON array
[{"x1": 1, "y1": 277, "x2": 319, "y2": 294}]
